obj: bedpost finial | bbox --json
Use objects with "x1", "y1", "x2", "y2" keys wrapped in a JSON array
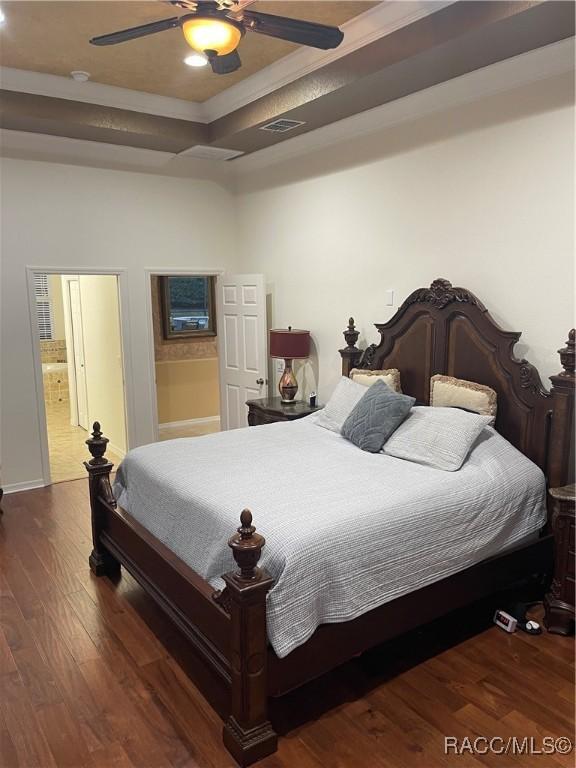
[
  {"x1": 239, "y1": 508, "x2": 255, "y2": 538},
  {"x1": 86, "y1": 421, "x2": 110, "y2": 467},
  {"x1": 228, "y1": 509, "x2": 265, "y2": 581},
  {"x1": 558, "y1": 329, "x2": 575, "y2": 376},
  {"x1": 343, "y1": 317, "x2": 360, "y2": 350}
]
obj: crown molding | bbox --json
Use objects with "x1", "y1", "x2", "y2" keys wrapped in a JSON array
[
  {"x1": 203, "y1": 1, "x2": 455, "y2": 121},
  {"x1": 0, "y1": 129, "x2": 234, "y2": 183},
  {"x1": 0, "y1": 67, "x2": 208, "y2": 122},
  {"x1": 0, "y1": 1, "x2": 455, "y2": 125},
  {"x1": 2, "y1": 38, "x2": 572, "y2": 184},
  {"x1": 233, "y1": 37, "x2": 575, "y2": 175}
]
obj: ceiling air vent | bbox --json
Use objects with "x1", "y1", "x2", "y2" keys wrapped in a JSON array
[
  {"x1": 177, "y1": 145, "x2": 244, "y2": 161},
  {"x1": 259, "y1": 119, "x2": 306, "y2": 133}
]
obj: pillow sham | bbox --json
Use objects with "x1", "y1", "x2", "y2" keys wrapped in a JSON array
[
  {"x1": 430, "y1": 374, "x2": 497, "y2": 418},
  {"x1": 382, "y1": 406, "x2": 493, "y2": 471},
  {"x1": 350, "y1": 368, "x2": 402, "y2": 393},
  {"x1": 315, "y1": 376, "x2": 368, "y2": 434},
  {"x1": 341, "y1": 380, "x2": 415, "y2": 453}
]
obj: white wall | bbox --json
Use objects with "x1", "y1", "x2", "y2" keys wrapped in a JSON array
[
  {"x1": 2, "y1": 70, "x2": 574, "y2": 489},
  {"x1": 236, "y1": 74, "x2": 575, "y2": 401},
  {"x1": 79, "y1": 275, "x2": 127, "y2": 456},
  {"x1": 1, "y1": 160, "x2": 237, "y2": 489}
]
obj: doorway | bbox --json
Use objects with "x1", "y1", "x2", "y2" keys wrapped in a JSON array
[
  {"x1": 149, "y1": 273, "x2": 221, "y2": 441},
  {"x1": 31, "y1": 271, "x2": 128, "y2": 483}
]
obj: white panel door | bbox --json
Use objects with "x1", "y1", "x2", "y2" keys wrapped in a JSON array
[
  {"x1": 217, "y1": 274, "x2": 267, "y2": 430},
  {"x1": 68, "y1": 280, "x2": 89, "y2": 430}
]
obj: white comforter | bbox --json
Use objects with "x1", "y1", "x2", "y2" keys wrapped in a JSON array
[{"x1": 114, "y1": 418, "x2": 546, "y2": 658}]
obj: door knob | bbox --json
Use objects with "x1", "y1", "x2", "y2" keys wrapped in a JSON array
[{"x1": 256, "y1": 378, "x2": 264, "y2": 385}]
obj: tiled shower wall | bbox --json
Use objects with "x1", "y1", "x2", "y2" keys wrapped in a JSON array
[
  {"x1": 43, "y1": 370, "x2": 69, "y2": 404},
  {"x1": 41, "y1": 341, "x2": 69, "y2": 404},
  {"x1": 40, "y1": 340, "x2": 67, "y2": 363}
]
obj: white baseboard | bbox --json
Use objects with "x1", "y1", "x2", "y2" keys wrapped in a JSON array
[
  {"x1": 4, "y1": 479, "x2": 46, "y2": 494},
  {"x1": 159, "y1": 416, "x2": 220, "y2": 432}
]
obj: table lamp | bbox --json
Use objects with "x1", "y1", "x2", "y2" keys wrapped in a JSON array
[{"x1": 269, "y1": 327, "x2": 311, "y2": 403}]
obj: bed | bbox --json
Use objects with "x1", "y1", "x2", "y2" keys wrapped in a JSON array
[{"x1": 84, "y1": 278, "x2": 575, "y2": 766}]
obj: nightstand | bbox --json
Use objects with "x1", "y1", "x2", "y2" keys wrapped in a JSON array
[
  {"x1": 544, "y1": 484, "x2": 575, "y2": 635},
  {"x1": 246, "y1": 397, "x2": 322, "y2": 426}
]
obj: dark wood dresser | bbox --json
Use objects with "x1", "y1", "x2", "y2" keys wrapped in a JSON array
[
  {"x1": 246, "y1": 397, "x2": 322, "y2": 426},
  {"x1": 544, "y1": 484, "x2": 575, "y2": 635}
]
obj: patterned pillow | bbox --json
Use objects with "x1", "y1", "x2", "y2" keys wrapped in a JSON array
[
  {"x1": 342, "y1": 380, "x2": 415, "y2": 453},
  {"x1": 315, "y1": 376, "x2": 368, "y2": 434},
  {"x1": 430, "y1": 374, "x2": 497, "y2": 417},
  {"x1": 350, "y1": 368, "x2": 402, "y2": 393},
  {"x1": 383, "y1": 406, "x2": 493, "y2": 471}
]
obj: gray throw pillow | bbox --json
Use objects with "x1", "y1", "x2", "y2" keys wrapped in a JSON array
[
  {"x1": 341, "y1": 380, "x2": 415, "y2": 453},
  {"x1": 382, "y1": 406, "x2": 493, "y2": 470}
]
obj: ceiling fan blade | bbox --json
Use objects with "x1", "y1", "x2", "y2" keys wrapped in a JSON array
[
  {"x1": 90, "y1": 17, "x2": 181, "y2": 46},
  {"x1": 206, "y1": 49, "x2": 242, "y2": 75},
  {"x1": 242, "y1": 10, "x2": 343, "y2": 50}
]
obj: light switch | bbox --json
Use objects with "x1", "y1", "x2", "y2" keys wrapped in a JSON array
[{"x1": 385, "y1": 289, "x2": 394, "y2": 306}]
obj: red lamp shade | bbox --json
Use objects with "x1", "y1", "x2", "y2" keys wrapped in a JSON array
[{"x1": 269, "y1": 328, "x2": 310, "y2": 359}]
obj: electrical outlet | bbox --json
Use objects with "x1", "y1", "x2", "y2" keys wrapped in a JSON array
[{"x1": 275, "y1": 359, "x2": 285, "y2": 375}]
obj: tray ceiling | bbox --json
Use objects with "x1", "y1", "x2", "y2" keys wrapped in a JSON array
[{"x1": 0, "y1": 1, "x2": 377, "y2": 102}]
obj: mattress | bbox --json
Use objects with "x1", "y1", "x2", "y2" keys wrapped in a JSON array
[{"x1": 114, "y1": 418, "x2": 547, "y2": 658}]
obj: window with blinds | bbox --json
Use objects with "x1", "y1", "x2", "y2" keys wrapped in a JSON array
[{"x1": 35, "y1": 273, "x2": 53, "y2": 340}]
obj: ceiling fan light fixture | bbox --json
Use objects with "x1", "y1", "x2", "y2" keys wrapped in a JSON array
[{"x1": 182, "y1": 15, "x2": 242, "y2": 56}]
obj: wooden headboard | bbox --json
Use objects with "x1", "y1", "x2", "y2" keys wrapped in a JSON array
[{"x1": 339, "y1": 279, "x2": 575, "y2": 487}]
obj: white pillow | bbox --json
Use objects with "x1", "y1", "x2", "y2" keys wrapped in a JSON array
[
  {"x1": 315, "y1": 376, "x2": 368, "y2": 434},
  {"x1": 350, "y1": 368, "x2": 402, "y2": 393},
  {"x1": 382, "y1": 406, "x2": 493, "y2": 471}
]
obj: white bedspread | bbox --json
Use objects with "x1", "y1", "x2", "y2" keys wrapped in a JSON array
[{"x1": 114, "y1": 418, "x2": 546, "y2": 658}]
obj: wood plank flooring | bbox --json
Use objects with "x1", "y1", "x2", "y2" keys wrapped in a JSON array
[{"x1": 1, "y1": 481, "x2": 574, "y2": 768}]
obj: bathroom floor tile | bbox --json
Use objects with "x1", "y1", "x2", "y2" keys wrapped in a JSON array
[{"x1": 46, "y1": 402, "x2": 123, "y2": 483}]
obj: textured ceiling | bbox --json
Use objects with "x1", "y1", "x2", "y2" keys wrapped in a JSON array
[{"x1": 0, "y1": 1, "x2": 378, "y2": 102}]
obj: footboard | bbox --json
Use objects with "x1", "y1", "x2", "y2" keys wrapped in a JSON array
[{"x1": 85, "y1": 424, "x2": 277, "y2": 766}]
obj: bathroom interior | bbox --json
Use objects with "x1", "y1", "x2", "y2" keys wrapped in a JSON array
[
  {"x1": 36, "y1": 273, "x2": 127, "y2": 483},
  {"x1": 150, "y1": 274, "x2": 220, "y2": 442}
]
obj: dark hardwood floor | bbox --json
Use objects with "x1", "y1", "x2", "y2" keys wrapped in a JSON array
[{"x1": 1, "y1": 481, "x2": 574, "y2": 768}]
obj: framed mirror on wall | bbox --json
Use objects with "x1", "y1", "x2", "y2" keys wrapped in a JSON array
[{"x1": 160, "y1": 275, "x2": 217, "y2": 339}]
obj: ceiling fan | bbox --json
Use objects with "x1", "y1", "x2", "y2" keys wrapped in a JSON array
[{"x1": 90, "y1": 0, "x2": 344, "y2": 75}]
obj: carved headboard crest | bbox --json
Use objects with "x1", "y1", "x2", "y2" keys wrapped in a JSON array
[{"x1": 404, "y1": 278, "x2": 486, "y2": 311}]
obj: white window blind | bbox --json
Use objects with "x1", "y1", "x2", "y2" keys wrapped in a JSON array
[{"x1": 34, "y1": 273, "x2": 53, "y2": 340}]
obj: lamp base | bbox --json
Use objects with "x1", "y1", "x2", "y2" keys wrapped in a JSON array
[{"x1": 279, "y1": 359, "x2": 298, "y2": 403}]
